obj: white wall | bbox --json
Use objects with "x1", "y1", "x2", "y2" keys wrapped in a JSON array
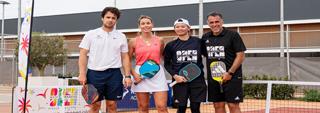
[{"x1": 18, "y1": 77, "x2": 69, "y2": 86}]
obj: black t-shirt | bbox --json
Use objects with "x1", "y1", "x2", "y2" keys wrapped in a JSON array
[
  {"x1": 201, "y1": 28, "x2": 246, "y2": 78},
  {"x1": 163, "y1": 36, "x2": 205, "y2": 82}
]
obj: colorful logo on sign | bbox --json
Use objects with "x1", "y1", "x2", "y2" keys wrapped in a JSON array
[{"x1": 49, "y1": 88, "x2": 77, "y2": 107}]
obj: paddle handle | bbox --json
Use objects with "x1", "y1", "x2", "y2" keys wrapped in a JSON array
[{"x1": 169, "y1": 81, "x2": 177, "y2": 87}]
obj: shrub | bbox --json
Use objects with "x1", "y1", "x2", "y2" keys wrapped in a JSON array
[
  {"x1": 243, "y1": 75, "x2": 296, "y2": 100},
  {"x1": 303, "y1": 89, "x2": 320, "y2": 102},
  {"x1": 51, "y1": 72, "x2": 80, "y2": 85},
  {"x1": 68, "y1": 79, "x2": 81, "y2": 86}
]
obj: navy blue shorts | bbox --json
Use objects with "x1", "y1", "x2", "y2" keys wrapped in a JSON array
[{"x1": 86, "y1": 68, "x2": 124, "y2": 101}]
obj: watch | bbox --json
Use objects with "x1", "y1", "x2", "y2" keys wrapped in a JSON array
[
  {"x1": 228, "y1": 71, "x2": 234, "y2": 76},
  {"x1": 124, "y1": 76, "x2": 132, "y2": 79}
]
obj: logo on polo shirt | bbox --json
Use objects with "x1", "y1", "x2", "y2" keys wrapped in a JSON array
[
  {"x1": 96, "y1": 34, "x2": 103, "y2": 39},
  {"x1": 234, "y1": 96, "x2": 240, "y2": 101},
  {"x1": 174, "y1": 99, "x2": 179, "y2": 103}
]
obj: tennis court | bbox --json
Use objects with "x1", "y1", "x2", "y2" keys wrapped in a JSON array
[
  {"x1": 118, "y1": 99, "x2": 320, "y2": 113},
  {"x1": 2, "y1": 99, "x2": 320, "y2": 113}
]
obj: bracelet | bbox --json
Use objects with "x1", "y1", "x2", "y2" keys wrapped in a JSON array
[{"x1": 124, "y1": 76, "x2": 132, "y2": 79}]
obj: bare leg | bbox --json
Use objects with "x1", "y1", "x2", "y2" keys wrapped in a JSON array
[
  {"x1": 89, "y1": 101, "x2": 101, "y2": 113},
  {"x1": 213, "y1": 102, "x2": 226, "y2": 113},
  {"x1": 105, "y1": 100, "x2": 118, "y2": 113},
  {"x1": 153, "y1": 91, "x2": 169, "y2": 113},
  {"x1": 136, "y1": 92, "x2": 150, "y2": 113},
  {"x1": 227, "y1": 103, "x2": 241, "y2": 113}
]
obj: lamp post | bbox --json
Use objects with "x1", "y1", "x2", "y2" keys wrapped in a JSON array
[
  {"x1": 199, "y1": 0, "x2": 203, "y2": 38},
  {"x1": 280, "y1": 0, "x2": 284, "y2": 57},
  {"x1": 0, "y1": 0, "x2": 9, "y2": 61},
  {"x1": 18, "y1": 0, "x2": 21, "y2": 39}
]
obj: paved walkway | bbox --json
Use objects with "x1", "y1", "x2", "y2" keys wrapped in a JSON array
[
  {"x1": 0, "y1": 103, "x2": 11, "y2": 113},
  {"x1": 0, "y1": 86, "x2": 13, "y2": 113},
  {"x1": 0, "y1": 93, "x2": 12, "y2": 103}
]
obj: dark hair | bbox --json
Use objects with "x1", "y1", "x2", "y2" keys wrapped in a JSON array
[
  {"x1": 137, "y1": 15, "x2": 153, "y2": 25},
  {"x1": 207, "y1": 11, "x2": 223, "y2": 19},
  {"x1": 101, "y1": 7, "x2": 121, "y2": 19}
]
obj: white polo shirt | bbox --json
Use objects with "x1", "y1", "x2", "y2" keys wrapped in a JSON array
[{"x1": 79, "y1": 27, "x2": 128, "y2": 71}]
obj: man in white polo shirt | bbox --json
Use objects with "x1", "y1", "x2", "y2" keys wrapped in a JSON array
[{"x1": 78, "y1": 7, "x2": 132, "y2": 113}]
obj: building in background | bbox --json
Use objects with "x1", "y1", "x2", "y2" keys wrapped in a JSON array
[{"x1": 1, "y1": 0, "x2": 320, "y2": 81}]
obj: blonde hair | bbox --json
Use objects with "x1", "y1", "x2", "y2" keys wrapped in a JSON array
[{"x1": 137, "y1": 15, "x2": 153, "y2": 26}]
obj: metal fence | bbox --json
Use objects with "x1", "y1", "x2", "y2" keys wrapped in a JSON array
[
  {"x1": 4, "y1": 80, "x2": 320, "y2": 113},
  {"x1": 1, "y1": 29, "x2": 320, "y2": 83}
]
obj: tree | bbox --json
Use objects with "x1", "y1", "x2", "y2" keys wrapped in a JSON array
[{"x1": 16, "y1": 32, "x2": 67, "y2": 76}]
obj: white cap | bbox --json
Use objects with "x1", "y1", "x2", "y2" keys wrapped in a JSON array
[{"x1": 174, "y1": 18, "x2": 190, "y2": 27}]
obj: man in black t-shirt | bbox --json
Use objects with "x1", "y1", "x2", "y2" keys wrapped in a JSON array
[
  {"x1": 164, "y1": 18, "x2": 207, "y2": 113},
  {"x1": 201, "y1": 12, "x2": 246, "y2": 113}
]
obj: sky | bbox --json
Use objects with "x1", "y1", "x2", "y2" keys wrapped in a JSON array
[{"x1": 2, "y1": 0, "x2": 231, "y2": 19}]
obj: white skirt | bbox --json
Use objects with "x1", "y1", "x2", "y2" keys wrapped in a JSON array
[{"x1": 131, "y1": 65, "x2": 169, "y2": 92}]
